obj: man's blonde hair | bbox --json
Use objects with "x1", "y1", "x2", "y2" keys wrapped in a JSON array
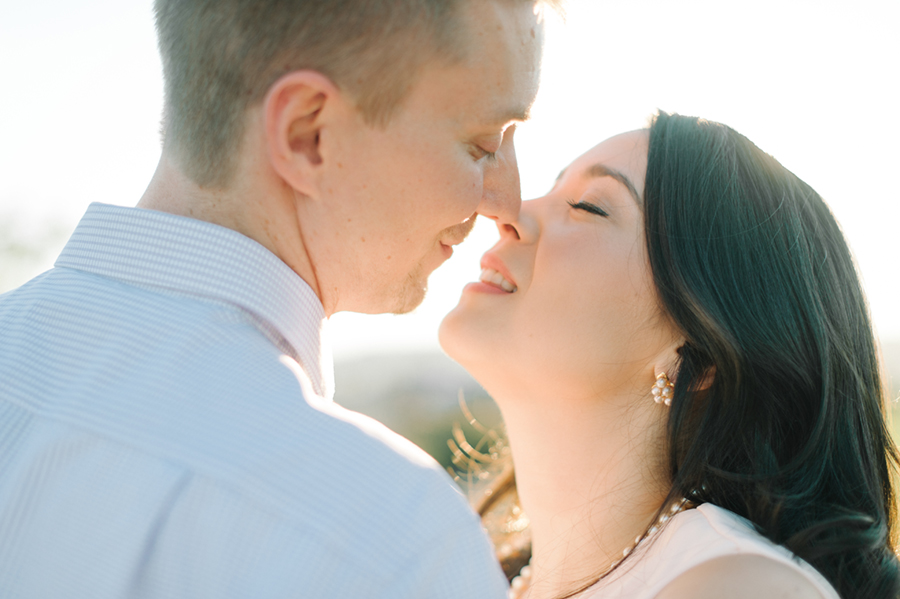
[{"x1": 155, "y1": 0, "x2": 558, "y2": 187}]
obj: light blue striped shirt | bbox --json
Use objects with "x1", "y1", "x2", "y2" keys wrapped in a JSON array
[{"x1": 0, "y1": 203, "x2": 507, "y2": 599}]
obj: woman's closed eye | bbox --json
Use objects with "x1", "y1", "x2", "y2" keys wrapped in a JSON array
[{"x1": 567, "y1": 200, "x2": 609, "y2": 217}]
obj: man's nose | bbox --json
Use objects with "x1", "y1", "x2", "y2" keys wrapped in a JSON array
[{"x1": 476, "y1": 126, "x2": 522, "y2": 224}]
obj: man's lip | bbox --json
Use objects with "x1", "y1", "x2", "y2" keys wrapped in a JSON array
[{"x1": 480, "y1": 252, "x2": 517, "y2": 288}]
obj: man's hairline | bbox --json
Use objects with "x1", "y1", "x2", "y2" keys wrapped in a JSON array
[
  {"x1": 273, "y1": 28, "x2": 534, "y2": 133},
  {"x1": 348, "y1": 0, "x2": 548, "y2": 129},
  {"x1": 165, "y1": 0, "x2": 547, "y2": 183}
]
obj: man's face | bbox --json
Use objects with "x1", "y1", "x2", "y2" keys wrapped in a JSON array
[{"x1": 303, "y1": 0, "x2": 544, "y2": 315}]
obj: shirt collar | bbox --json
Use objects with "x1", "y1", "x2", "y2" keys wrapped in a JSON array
[{"x1": 55, "y1": 203, "x2": 334, "y2": 400}]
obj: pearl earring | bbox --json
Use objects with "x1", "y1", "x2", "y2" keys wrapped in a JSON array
[{"x1": 652, "y1": 373, "x2": 675, "y2": 406}]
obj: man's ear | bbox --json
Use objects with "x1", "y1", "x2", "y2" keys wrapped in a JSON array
[{"x1": 264, "y1": 70, "x2": 340, "y2": 197}]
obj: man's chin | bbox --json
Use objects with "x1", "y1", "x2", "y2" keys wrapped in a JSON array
[
  {"x1": 391, "y1": 283, "x2": 428, "y2": 315},
  {"x1": 389, "y1": 270, "x2": 429, "y2": 315}
]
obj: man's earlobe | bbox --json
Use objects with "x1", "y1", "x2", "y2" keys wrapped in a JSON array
[{"x1": 264, "y1": 71, "x2": 337, "y2": 197}]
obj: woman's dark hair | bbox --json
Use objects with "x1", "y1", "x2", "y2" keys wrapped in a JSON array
[
  {"x1": 471, "y1": 112, "x2": 899, "y2": 598},
  {"x1": 644, "y1": 111, "x2": 899, "y2": 598}
]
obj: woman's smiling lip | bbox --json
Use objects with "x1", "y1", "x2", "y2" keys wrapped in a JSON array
[
  {"x1": 480, "y1": 253, "x2": 518, "y2": 288},
  {"x1": 463, "y1": 281, "x2": 510, "y2": 295},
  {"x1": 463, "y1": 252, "x2": 518, "y2": 294}
]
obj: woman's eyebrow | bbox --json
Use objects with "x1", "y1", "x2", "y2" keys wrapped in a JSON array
[
  {"x1": 586, "y1": 164, "x2": 642, "y2": 206},
  {"x1": 552, "y1": 164, "x2": 643, "y2": 206}
]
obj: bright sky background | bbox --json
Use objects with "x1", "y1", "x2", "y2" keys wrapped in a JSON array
[{"x1": 1, "y1": 0, "x2": 898, "y2": 360}]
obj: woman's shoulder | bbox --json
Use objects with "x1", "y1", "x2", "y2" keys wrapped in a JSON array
[
  {"x1": 653, "y1": 553, "x2": 831, "y2": 599},
  {"x1": 653, "y1": 504, "x2": 839, "y2": 599},
  {"x1": 586, "y1": 503, "x2": 840, "y2": 599}
]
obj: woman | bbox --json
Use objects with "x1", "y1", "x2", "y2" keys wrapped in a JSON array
[{"x1": 440, "y1": 112, "x2": 899, "y2": 599}]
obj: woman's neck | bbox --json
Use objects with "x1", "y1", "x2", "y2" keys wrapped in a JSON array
[{"x1": 497, "y1": 390, "x2": 669, "y2": 599}]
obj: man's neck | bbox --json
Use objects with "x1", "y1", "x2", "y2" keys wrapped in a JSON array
[
  {"x1": 138, "y1": 153, "x2": 323, "y2": 309},
  {"x1": 138, "y1": 155, "x2": 243, "y2": 232}
]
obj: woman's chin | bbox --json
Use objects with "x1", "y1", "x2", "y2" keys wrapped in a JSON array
[
  {"x1": 437, "y1": 307, "x2": 467, "y2": 363},
  {"x1": 439, "y1": 306, "x2": 491, "y2": 369},
  {"x1": 439, "y1": 309, "x2": 513, "y2": 398}
]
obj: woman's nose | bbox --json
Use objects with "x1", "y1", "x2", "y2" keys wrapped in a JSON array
[{"x1": 495, "y1": 198, "x2": 540, "y2": 243}]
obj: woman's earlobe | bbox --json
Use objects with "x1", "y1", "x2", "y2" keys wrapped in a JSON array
[
  {"x1": 696, "y1": 365, "x2": 716, "y2": 391},
  {"x1": 652, "y1": 372, "x2": 676, "y2": 406}
]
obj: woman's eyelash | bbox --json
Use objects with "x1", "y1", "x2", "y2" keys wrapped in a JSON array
[{"x1": 567, "y1": 200, "x2": 609, "y2": 217}]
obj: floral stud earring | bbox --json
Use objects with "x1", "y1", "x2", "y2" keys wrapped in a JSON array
[{"x1": 652, "y1": 373, "x2": 675, "y2": 406}]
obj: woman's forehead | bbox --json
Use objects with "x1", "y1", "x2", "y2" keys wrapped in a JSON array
[{"x1": 558, "y1": 130, "x2": 649, "y2": 197}]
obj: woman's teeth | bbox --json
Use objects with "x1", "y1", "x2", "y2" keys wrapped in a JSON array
[{"x1": 479, "y1": 268, "x2": 517, "y2": 293}]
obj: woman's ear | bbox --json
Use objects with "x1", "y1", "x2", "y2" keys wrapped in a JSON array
[
  {"x1": 652, "y1": 336, "x2": 685, "y2": 388},
  {"x1": 653, "y1": 352, "x2": 716, "y2": 391},
  {"x1": 695, "y1": 365, "x2": 716, "y2": 391},
  {"x1": 264, "y1": 70, "x2": 341, "y2": 198}
]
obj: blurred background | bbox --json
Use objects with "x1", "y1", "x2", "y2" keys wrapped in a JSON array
[{"x1": 1, "y1": 0, "x2": 898, "y2": 470}]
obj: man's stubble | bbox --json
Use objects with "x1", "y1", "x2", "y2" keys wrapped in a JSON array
[{"x1": 391, "y1": 216, "x2": 478, "y2": 315}]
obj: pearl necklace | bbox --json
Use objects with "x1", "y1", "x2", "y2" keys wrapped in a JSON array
[{"x1": 508, "y1": 499, "x2": 691, "y2": 599}]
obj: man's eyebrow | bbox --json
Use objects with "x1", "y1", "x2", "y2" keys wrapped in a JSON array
[
  {"x1": 586, "y1": 163, "x2": 642, "y2": 205},
  {"x1": 486, "y1": 104, "x2": 532, "y2": 125}
]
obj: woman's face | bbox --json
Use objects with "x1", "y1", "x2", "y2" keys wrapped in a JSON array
[{"x1": 440, "y1": 130, "x2": 681, "y2": 402}]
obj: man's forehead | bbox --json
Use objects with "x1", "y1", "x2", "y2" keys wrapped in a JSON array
[
  {"x1": 401, "y1": 0, "x2": 542, "y2": 130},
  {"x1": 458, "y1": 0, "x2": 543, "y2": 121},
  {"x1": 469, "y1": 63, "x2": 541, "y2": 130}
]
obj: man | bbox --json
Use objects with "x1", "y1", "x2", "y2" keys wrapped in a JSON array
[{"x1": 0, "y1": 0, "x2": 547, "y2": 597}]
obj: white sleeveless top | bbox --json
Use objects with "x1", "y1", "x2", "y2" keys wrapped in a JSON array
[{"x1": 582, "y1": 503, "x2": 840, "y2": 598}]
